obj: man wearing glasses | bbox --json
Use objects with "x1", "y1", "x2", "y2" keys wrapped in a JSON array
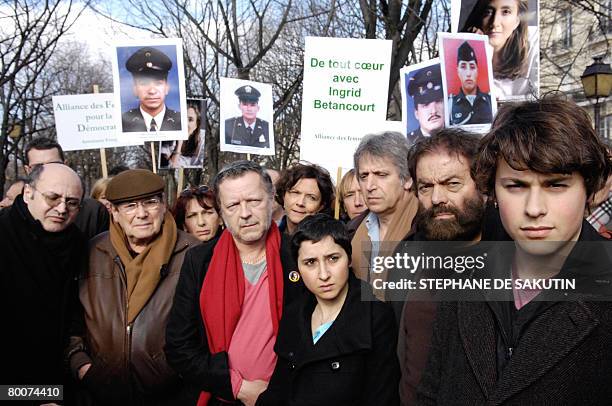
[
  {"x1": 0, "y1": 163, "x2": 86, "y2": 392},
  {"x1": 66, "y1": 169, "x2": 200, "y2": 404},
  {"x1": 24, "y1": 137, "x2": 110, "y2": 239}
]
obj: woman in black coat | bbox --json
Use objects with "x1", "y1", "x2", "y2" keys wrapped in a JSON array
[{"x1": 257, "y1": 214, "x2": 400, "y2": 406}]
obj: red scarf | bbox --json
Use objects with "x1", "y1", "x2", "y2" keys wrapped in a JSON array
[{"x1": 198, "y1": 223, "x2": 284, "y2": 406}]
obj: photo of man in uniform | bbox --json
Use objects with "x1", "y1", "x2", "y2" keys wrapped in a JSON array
[
  {"x1": 407, "y1": 65, "x2": 445, "y2": 143},
  {"x1": 449, "y1": 41, "x2": 493, "y2": 126},
  {"x1": 121, "y1": 47, "x2": 182, "y2": 132},
  {"x1": 224, "y1": 85, "x2": 270, "y2": 148}
]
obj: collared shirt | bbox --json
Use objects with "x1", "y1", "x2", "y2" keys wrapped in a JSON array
[
  {"x1": 242, "y1": 119, "x2": 256, "y2": 131},
  {"x1": 140, "y1": 106, "x2": 166, "y2": 132},
  {"x1": 587, "y1": 192, "x2": 612, "y2": 231},
  {"x1": 365, "y1": 211, "x2": 381, "y2": 279}
]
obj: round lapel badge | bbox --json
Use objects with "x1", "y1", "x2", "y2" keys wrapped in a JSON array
[{"x1": 289, "y1": 271, "x2": 300, "y2": 283}]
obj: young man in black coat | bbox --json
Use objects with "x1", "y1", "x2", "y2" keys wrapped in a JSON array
[
  {"x1": 417, "y1": 97, "x2": 612, "y2": 404},
  {"x1": 0, "y1": 163, "x2": 86, "y2": 394}
]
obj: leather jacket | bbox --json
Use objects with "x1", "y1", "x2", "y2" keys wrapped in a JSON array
[{"x1": 67, "y1": 230, "x2": 199, "y2": 405}]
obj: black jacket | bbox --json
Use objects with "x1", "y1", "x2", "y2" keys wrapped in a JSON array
[
  {"x1": 0, "y1": 195, "x2": 87, "y2": 386},
  {"x1": 121, "y1": 108, "x2": 182, "y2": 132},
  {"x1": 164, "y1": 233, "x2": 303, "y2": 405},
  {"x1": 256, "y1": 274, "x2": 400, "y2": 406},
  {"x1": 416, "y1": 223, "x2": 612, "y2": 405}
]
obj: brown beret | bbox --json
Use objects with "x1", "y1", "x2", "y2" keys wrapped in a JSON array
[{"x1": 106, "y1": 169, "x2": 165, "y2": 204}]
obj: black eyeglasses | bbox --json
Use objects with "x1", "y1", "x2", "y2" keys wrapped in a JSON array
[
  {"x1": 180, "y1": 185, "x2": 210, "y2": 198},
  {"x1": 30, "y1": 185, "x2": 81, "y2": 212}
]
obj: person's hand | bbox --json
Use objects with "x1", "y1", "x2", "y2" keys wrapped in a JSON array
[
  {"x1": 469, "y1": 26, "x2": 485, "y2": 35},
  {"x1": 78, "y1": 363, "x2": 92, "y2": 380},
  {"x1": 237, "y1": 379, "x2": 268, "y2": 406}
]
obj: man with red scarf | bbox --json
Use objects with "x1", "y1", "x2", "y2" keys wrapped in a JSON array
[{"x1": 165, "y1": 161, "x2": 303, "y2": 406}]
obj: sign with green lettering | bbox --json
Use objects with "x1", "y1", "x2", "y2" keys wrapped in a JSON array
[{"x1": 300, "y1": 36, "x2": 392, "y2": 174}]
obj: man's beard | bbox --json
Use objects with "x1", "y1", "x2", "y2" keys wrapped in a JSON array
[{"x1": 417, "y1": 194, "x2": 485, "y2": 241}]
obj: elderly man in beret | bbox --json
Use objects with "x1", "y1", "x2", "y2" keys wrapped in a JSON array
[
  {"x1": 224, "y1": 85, "x2": 270, "y2": 148},
  {"x1": 122, "y1": 46, "x2": 182, "y2": 132},
  {"x1": 67, "y1": 169, "x2": 199, "y2": 405}
]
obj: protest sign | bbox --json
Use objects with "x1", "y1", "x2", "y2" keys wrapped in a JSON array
[
  {"x1": 220, "y1": 77, "x2": 274, "y2": 156},
  {"x1": 452, "y1": 0, "x2": 540, "y2": 101},
  {"x1": 158, "y1": 98, "x2": 208, "y2": 169},
  {"x1": 111, "y1": 37, "x2": 188, "y2": 142},
  {"x1": 400, "y1": 59, "x2": 445, "y2": 144},
  {"x1": 52, "y1": 93, "x2": 142, "y2": 151},
  {"x1": 300, "y1": 36, "x2": 392, "y2": 174},
  {"x1": 439, "y1": 32, "x2": 497, "y2": 134}
]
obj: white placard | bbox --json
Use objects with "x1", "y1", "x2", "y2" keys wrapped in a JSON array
[
  {"x1": 220, "y1": 77, "x2": 275, "y2": 156},
  {"x1": 111, "y1": 37, "x2": 188, "y2": 142},
  {"x1": 52, "y1": 93, "x2": 142, "y2": 151},
  {"x1": 300, "y1": 36, "x2": 393, "y2": 175}
]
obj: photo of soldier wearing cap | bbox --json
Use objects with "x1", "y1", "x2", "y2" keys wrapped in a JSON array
[
  {"x1": 120, "y1": 46, "x2": 182, "y2": 133},
  {"x1": 448, "y1": 40, "x2": 493, "y2": 126},
  {"x1": 224, "y1": 85, "x2": 270, "y2": 148},
  {"x1": 404, "y1": 63, "x2": 445, "y2": 143}
]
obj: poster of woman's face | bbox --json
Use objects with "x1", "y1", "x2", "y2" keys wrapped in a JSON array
[
  {"x1": 220, "y1": 77, "x2": 275, "y2": 156},
  {"x1": 452, "y1": 0, "x2": 539, "y2": 101},
  {"x1": 158, "y1": 98, "x2": 207, "y2": 170},
  {"x1": 111, "y1": 37, "x2": 188, "y2": 142},
  {"x1": 399, "y1": 59, "x2": 445, "y2": 144},
  {"x1": 439, "y1": 33, "x2": 497, "y2": 133}
]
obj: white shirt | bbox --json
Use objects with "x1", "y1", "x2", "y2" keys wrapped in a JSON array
[{"x1": 140, "y1": 106, "x2": 166, "y2": 132}]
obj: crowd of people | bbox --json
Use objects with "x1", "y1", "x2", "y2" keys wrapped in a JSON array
[{"x1": 1, "y1": 95, "x2": 612, "y2": 405}]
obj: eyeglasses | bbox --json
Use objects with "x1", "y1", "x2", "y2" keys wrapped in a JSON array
[
  {"x1": 117, "y1": 197, "x2": 162, "y2": 215},
  {"x1": 30, "y1": 185, "x2": 81, "y2": 212},
  {"x1": 180, "y1": 185, "x2": 210, "y2": 198}
]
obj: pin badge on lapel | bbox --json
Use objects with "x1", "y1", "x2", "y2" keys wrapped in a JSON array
[
  {"x1": 330, "y1": 361, "x2": 340, "y2": 370},
  {"x1": 289, "y1": 271, "x2": 300, "y2": 282}
]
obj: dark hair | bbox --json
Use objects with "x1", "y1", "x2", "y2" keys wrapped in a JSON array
[
  {"x1": 464, "y1": 0, "x2": 529, "y2": 79},
  {"x1": 275, "y1": 163, "x2": 335, "y2": 214},
  {"x1": 472, "y1": 96, "x2": 612, "y2": 199},
  {"x1": 353, "y1": 131, "x2": 410, "y2": 183},
  {"x1": 212, "y1": 160, "x2": 274, "y2": 211},
  {"x1": 109, "y1": 165, "x2": 130, "y2": 176},
  {"x1": 172, "y1": 185, "x2": 216, "y2": 230},
  {"x1": 25, "y1": 137, "x2": 64, "y2": 165},
  {"x1": 408, "y1": 128, "x2": 480, "y2": 191},
  {"x1": 290, "y1": 213, "x2": 352, "y2": 262},
  {"x1": 181, "y1": 102, "x2": 202, "y2": 157}
]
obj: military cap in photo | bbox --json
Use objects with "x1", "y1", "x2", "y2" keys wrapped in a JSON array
[
  {"x1": 125, "y1": 47, "x2": 172, "y2": 79},
  {"x1": 105, "y1": 169, "x2": 165, "y2": 204},
  {"x1": 408, "y1": 66, "x2": 443, "y2": 106},
  {"x1": 235, "y1": 85, "x2": 261, "y2": 103},
  {"x1": 457, "y1": 41, "x2": 477, "y2": 64}
]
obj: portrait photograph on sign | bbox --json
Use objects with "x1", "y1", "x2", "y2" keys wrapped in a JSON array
[
  {"x1": 400, "y1": 59, "x2": 445, "y2": 145},
  {"x1": 439, "y1": 32, "x2": 497, "y2": 133},
  {"x1": 220, "y1": 77, "x2": 274, "y2": 156},
  {"x1": 111, "y1": 37, "x2": 188, "y2": 142},
  {"x1": 452, "y1": 0, "x2": 539, "y2": 100},
  {"x1": 158, "y1": 98, "x2": 207, "y2": 170}
]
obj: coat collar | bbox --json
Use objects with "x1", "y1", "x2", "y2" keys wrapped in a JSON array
[
  {"x1": 459, "y1": 219, "x2": 608, "y2": 403},
  {"x1": 275, "y1": 274, "x2": 373, "y2": 368},
  {"x1": 93, "y1": 228, "x2": 197, "y2": 258}
]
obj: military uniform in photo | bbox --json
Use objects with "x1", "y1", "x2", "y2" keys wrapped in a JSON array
[
  {"x1": 449, "y1": 89, "x2": 492, "y2": 126},
  {"x1": 449, "y1": 41, "x2": 493, "y2": 126},
  {"x1": 121, "y1": 47, "x2": 182, "y2": 132},
  {"x1": 224, "y1": 85, "x2": 270, "y2": 148},
  {"x1": 407, "y1": 65, "x2": 444, "y2": 144}
]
